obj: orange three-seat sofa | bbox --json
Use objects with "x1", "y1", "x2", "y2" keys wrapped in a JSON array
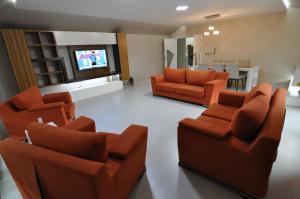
[{"x1": 151, "y1": 68, "x2": 229, "y2": 106}]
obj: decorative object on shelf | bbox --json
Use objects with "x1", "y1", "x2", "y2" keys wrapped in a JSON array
[{"x1": 203, "y1": 26, "x2": 221, "y2": 36}]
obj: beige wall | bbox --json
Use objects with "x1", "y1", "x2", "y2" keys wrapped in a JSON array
[
  {"x1": 127, "y1": 34, "x2": 169, "y2": 83},
  {"x1": 181, "y1": 8, "x2": 300, "y2": 83}
]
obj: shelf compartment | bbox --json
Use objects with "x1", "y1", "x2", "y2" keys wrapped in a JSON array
[
  {"x1": 40, "y1": 32, "x2": 56, "y2": 45},
  {"x1": 25, "y1": 32, "x2": 41, "y2": 45}
]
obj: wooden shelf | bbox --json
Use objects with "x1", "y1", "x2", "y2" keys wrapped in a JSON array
[
  {"x1": 31, "y1": 57, "x2": 63, "y2": 62},
  {"x1": 36, "y1": 71, "x2": 62, "y2": 76},
  {"x1": 28, "y1": 44, "x2": 57, "y2": 47},
  {"x1": 25, "y1": 31, "x2": 67, "y2": 87}
]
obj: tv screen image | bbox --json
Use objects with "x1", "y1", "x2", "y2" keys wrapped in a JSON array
[{"x1": 75, "y1": 49, "x2": 108, "y2": 71}]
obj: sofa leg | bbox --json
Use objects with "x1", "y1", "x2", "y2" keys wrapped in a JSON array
[
  {"x1": 178, "y1": 161, "x2": 193, "y2": 170},
  {"x1": 201, "y1": 105, "x2": 209, "y2": 108},
  {"x1": 240, "y1": 192, "x2": 258, "y2": 199},
  {"x1": 138, "y1": 166, "x2": 147, "y2": 180}
]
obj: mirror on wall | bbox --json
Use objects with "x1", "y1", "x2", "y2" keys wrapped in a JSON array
[
  {"x1": 177, "y1": 37, "x2": 195, "y2": 68},
  {"x1": 164, "y1": 35, "x2": 202, "y2": 69}
]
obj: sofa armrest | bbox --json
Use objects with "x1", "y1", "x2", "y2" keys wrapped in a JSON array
[
  {"x1": 249, "y1": 136, "x2": 279, "y2": 162},
  {"x1": 27, "y1": 103, "x2": 68, "y2": 126},
  {"x1": 28, "y1": 102, "x2": 64, "y2": 111},
  {"x1": 63, "y1": 116, "x2": 96, "y2": 132},
  {"x1": 179, "y1": 118, "x2": 230, "y2": 140},
  {"x1": 218, "y1": 90, "x2": 247, "y2": 107},
  {"x1": 43, "y1": 92, "x2": 72, "y2": 104},
  {"x1": 108, "y1": 125, "x2": 148, "y2": 160},
  {"x1": 151, "y1": 75, "x2": 164, "y2": 83},
  {"x1": 203, "y1": 80, "x2": 227, "y2": 105}
]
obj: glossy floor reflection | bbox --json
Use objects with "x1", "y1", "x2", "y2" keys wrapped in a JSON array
[{"x1": 1, "y1": 82, "x2": 300, "y2": 199}]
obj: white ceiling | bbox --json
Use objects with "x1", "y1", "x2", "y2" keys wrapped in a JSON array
[{"x1": 15, "y1": 0, "x2": 286, "y2": 26}]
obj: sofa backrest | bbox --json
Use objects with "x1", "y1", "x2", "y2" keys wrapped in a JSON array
[
  {"x1": 186, "y1": 69, "x2": 215, "y2": 86},
  {"x1": 249, "y1": 88, "x2": 287, "y2": 161},
  {"x1": 163, "y1": 68, "x2": 187, "y2": 84},
  {"x1": 244, "y1": 83, "x2": 272, "y2": 105},
  {"x1": 214, "y1": 72, "x2": 229, "y2": 81},
  {"x1": 0, "y1": 139, "x2": 115, "y2": 199}
]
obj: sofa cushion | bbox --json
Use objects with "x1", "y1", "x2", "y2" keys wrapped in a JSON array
[
  {"x1": 64, "y1": 103, "x2": 75, "y2": 119},
  {"x1": 231, "y1": 95, "x2": 270, "y2": 141},
  {"x1": 186, "y1": 70, "x2": 215, "y2": 86},
  {"x1": 179, "y1": 116, "x2": 231, "y2": 140},
  {"x1": 27, "y1": 123, "x2": 107, "y2": 163},
  {"x1": 164, "y1": 68, "x2": 186, "y2": 84},
  {"x1": 11, "y1": 86, "x2": 44, "y2": 111},
  {"x1": 176, "y1": 85, "x2": 205, "y2": 98},
  {"x1": 244, "y1": 83, "x2": 272, "y2": 105},
  {"x1": 202, "y1": 104, "x2": 239, "y2": 121},
  {"x1": 156, "y1": 82, "x2": 183, "y2": 93},
  {"x1": 100, "y1": 132, "x2": 119, "y2": 149}
]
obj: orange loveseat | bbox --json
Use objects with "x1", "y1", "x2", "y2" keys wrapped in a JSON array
[
  {"x1": 178, "y1": 83, "x2": 287, "y2": 198},
  {"x1": 0, "y1": 86, "x2": 75, "y2": 140},
  {"x1": 0, "y1": 116, "x2": 148, "y2": 199},
  {"x1": 151, "y1": 68, "x2": 229, "y2": 106}
]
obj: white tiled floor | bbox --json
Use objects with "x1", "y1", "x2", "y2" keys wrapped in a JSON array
[{"x1": 1, "y1": 82, "x2": 300, "y2": 199}]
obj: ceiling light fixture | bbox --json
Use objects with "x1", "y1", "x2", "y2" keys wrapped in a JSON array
[
  {"x1": 282, "y1": 0, "x2": 290, "y2": 8},
  {"x1": 213, "y1": 30, "x2": 220, "y2": 35},
  {"x1": 208, "y1": 26, "x2": 215, "y2": 31},
  {"x1": 204, "y1": 32, "x2": 210, "y2": 36},
  {"x1": 176, "y1": 5, "x2": 188, "y2": 11}
]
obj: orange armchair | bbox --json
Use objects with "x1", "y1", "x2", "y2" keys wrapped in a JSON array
[
  {"x1": 0, "y1": 117, "x2": 148, "y2": 199},
  {"x1": 0, "y1": 86, "x2": 75, "y2": 140}
]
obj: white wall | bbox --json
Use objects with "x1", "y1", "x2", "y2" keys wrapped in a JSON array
[
  {"x1": 127, "y1": 34, "x2": 169, "y2": 83},
  {"x1": 182, "y1": 8, "x2": 300, "y2": 84}
]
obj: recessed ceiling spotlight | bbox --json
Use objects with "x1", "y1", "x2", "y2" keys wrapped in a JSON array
[
  {"x1": 282, "y1": 0, "x2": 290, "y2": 8},
  {"x1": 9, "y1": 0, "x2": 17, "y2": 5},
  {"x1": 176, "y1": 5, "x2": 188, "y2": 11}
]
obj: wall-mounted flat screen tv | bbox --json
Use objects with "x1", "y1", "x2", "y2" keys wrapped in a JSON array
[{"x1": 75, "y1": 49, "x2": 108, "y2": 71}]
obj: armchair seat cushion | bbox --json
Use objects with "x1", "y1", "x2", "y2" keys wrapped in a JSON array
[
  {"x1": 64, "y1": 103, "x2": 75, "y2": 119},
  {"x1": 11, "y1": 86, "x2": 44, "y2": 110},
  {"x1": 176, "y1": 85, "x2": 205, "y2": 98},
  {"x1": 202, "y1": 104, "x2": 239, "y2": 121},
  {"x1": 156, "y1": 82, "x2": 182, "y2": 93}
]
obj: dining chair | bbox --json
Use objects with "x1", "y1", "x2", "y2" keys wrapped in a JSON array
[
  {"x1": 192, "y1": 64, "x2": 209, "y2": 70},
  {"x1": 224, "y1": 60, "x2": 236, "y2": 64},
  {"x1": 238, "y1": 60, "x2": 251, "y2": 67},
  {"x1": 211, "y1": 64, "x2": 224, "y2": 72},
  {"x1": 225, "y1": 64, "x2": 247, "y2": 91},
  {"x1": 213, "y1": 59, "x2": 223, "y2": 64}
]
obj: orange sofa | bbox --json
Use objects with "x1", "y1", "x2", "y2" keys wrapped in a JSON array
[
  {"x1": 0, "y1": 86, "x2": 75, "y2": 140},
  {"x1": 151, "y1": 68, "x2": 229, "y2": 106},
  {"x1": 0, "y1": 116, "x2": 148, "y2": 199},
  {"x1": 178, "y1": 83, "x2": 287, "y2": 198}
]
